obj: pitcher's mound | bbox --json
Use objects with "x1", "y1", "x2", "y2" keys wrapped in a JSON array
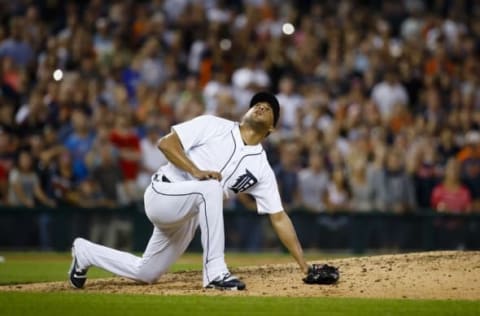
[{"x1": 2, "y1": 251, "x2": 479, "y2": 300}]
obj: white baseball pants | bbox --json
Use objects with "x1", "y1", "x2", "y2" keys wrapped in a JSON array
[{"x1": 73, "y1": 178, "x2": 229, "y2": 286}]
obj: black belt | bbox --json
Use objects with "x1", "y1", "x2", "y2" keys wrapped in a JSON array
[{"x1": 154, "y1": 174, "x2": 171, "y2": 183}]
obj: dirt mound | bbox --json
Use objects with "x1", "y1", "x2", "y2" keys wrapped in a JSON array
[{"x1": 2, "y1": 251, "x2": 479, "y2": 300}]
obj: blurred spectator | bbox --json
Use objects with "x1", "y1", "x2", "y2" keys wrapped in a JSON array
[
  {"x1": 432, "y1": 159, "x2": 472, "y2": 213},
  {"x1": 48, "y1": 151, "x2": 78, "y2": 206},
  {"x1": 273, "y1": 140, "x2": 301, "y2": 209},
  {"x1": 203, "y1": 68, "x2": 234, "y2": 116},
  {"x1": 15, "y1": 89, "x2": 49, "y2": 137},
  {"x1": 1, "y1": 56, "x2": 25, "y2": 101},
  {"x1": 431, "y1": 158, "x2": 472, "y2": 249},
  {"x1": 349, "y1": 159, "x2": 372, "y2": 212},
  {"x1": 8, "y1": 151, "x2": 55, "y2": 208},
  {"x1": 87, "y1": 127, "x2": 122, "y2": 206},
  {"x1": 298, "y1": 148, "x2": 328, "y2": 212},
  {"x1": 424, "y1": 41, "x2": 455, "y2": 77},
  {"x1": 458, "y1": 131, "x2": 480, "y2": 210},
  {"x1": 319, "y1": 167, "x2": 351, "y2": 249},
  {"x1": 63, "y1": 109, "x2": 95, "y2": 181},
  {"x1": 109, "y1": 114, "x2": 141, "y2": 204},
  {"x1": 437, "y1": 127, "x2": 460, "y2": 165},
  {"x1": 175, "y1": 75, "x2": 205, "y2": 122},
  {"x1": 75, "y1": 178, "x2": 107, "y2": 209},
  {"x1": 232, "y1": 55, "x2": 270, "y2": 112},
  {"x1": 88, "y1": 142, "x2": 132, "y2": 249},
  {"x1": 36, "y1": 125, "x2": 66, "y2": 195},
  {"x1": 382, "y1": 149, "x2": 416, "y2": 213},
  {"x1": 137, "y1": 37, "x2": 166, "y2": 88},
  {"x1": 0, "y1": 17, "x2": 34, "y2": 68},
  {"x1": 388, "y1": 102, "x2": 413, "y2": 134},
  {"x1": 93, "y1": 18, "x2": 114, "y2": 65},
  {"x1": 0, "y1": 101, "x2": 17, "y2": 134},
  {"x1": 0, "y1": 130, "x2": 15, "y2": 204},
  {"x1": 276, "y1": 76, "x2": 304, "y2": 135},
  {"x1": 371, "y1": 68, "x2": 409, "y2": 121},
  {"x1": 297, "y1": 126, "x2": 323, "y2": 166},
  {"x1": 420, "y1": 87, "x2": 446, "y2": 126},
  {"x1": 400, "y1": 3, "x2": 425, "y2": 43},
  {"x1": 214, "y1": 92, "x2": 238, "y2": 120},
  {"x1": 413, "y1": 141, "x2": 443, "y2": 209},
  {"x1": 0, "y1": 163, "x2": 7, "y2": 204},
  {"x1": 325, "y1": 168, "x2": 351, "y2": 212},
  {"x1": 28, "y1": 128, "x2": 65, "y2": 250}
]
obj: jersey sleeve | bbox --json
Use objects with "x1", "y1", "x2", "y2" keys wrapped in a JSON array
[
  {"x1": 171, "y1": 115, "x2": 231, "y2": 152},
  {"x1": 248, "y1": 162, "x2": 284, "y2": 215}
]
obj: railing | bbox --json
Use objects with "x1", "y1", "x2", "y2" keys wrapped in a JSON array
[{"x1": 0, "y1": 205, "x2": 479, "y2": 253}]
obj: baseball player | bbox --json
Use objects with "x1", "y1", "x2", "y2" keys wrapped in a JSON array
[{"x1": 69, "y1": 92, "x2": 310, "y2": 290}]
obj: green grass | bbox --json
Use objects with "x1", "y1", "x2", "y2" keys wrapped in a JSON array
[
  {"x1": 0, "y1": 252, "x2": 109, "y2": 284},
  {"x1": 0, "y1": 292, "x2": 478, "y2": 316},
  {"x1": 0, "y1": 252, "x2": 202, "y2": 285}
]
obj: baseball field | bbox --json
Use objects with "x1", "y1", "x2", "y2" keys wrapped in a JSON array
[{"x1": 0, "y1": 251, "x2": 479, "y2": 316}]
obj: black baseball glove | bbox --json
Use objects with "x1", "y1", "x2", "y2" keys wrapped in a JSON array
[{"x1": 303, "y1": 264, "x2": 340, "y2": 285}]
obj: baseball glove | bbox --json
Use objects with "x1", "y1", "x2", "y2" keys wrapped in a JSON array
[{"x1": 303, "y1": 264, "x2": 340, "y2": 285}]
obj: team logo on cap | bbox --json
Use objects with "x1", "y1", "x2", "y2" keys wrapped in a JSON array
[{"x1": 229, "y1": 169, "x2": 258, "y2": 193}]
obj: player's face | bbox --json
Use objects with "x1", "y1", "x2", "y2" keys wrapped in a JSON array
[{"x1": 246, "y1": 102, "x2": 275, "y2": 129}]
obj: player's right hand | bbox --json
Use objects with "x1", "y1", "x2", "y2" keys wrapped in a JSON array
[{"x1": 192, "y1": 170, "x2": 222, "y2": 181}]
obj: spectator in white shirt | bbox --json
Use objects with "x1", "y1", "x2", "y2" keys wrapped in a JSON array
[
  {"x1": 232, "y1": 56, "x2": 270, "y2": 113},
  {"x1": 371, "y1": 68, "x2": 409, "y2": 121},
  {"x1": 276, "y1": 76, "x2": 304, "y2": 135},
  {"x1": 203, "y1": 68, "x2": 234, "y2": 115}
]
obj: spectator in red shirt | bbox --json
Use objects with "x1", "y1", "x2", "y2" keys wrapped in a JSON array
[
  {"x1": 431, "y1": 159, "x2": 472, "y2": 214},
  {"x1": 431, "y1": 158, "x2": 471, "y2": 249},
  {"x1": 0, "y1": 130, "x2": 16, "y2": 204},
  {"x1": 109, "y1": 115, "x2": 141, "y2": 204}
]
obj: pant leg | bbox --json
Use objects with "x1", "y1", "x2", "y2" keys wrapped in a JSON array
[
  {"x1": 196, "y1": 181, "x2": 227, "y2": 286},
  {"x1": 74, "y1": 216, "x2": 198, "y2": 284},
  {"x1": 147, "y1": 180, "x2": 228, "y2": 286},
  {"x1": 74, "y1": 179, "x2": 228, "y2": 286}
]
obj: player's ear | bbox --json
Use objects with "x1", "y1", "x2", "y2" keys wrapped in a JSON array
[{"x1": 265, "y1": 126, "x2": 275, "y2": 138}]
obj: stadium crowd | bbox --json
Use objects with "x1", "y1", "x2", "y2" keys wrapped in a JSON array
[{"x1": 0, "y1": 0, "x2": 479, "y2": 249}]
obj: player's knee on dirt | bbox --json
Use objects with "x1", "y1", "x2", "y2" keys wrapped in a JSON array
[
  {"x1": 138, "y1": 275, "x2": 158, "y2": 284},
  {"x1": 135, "y1": 266, "x2": 161, "y2": 284}
]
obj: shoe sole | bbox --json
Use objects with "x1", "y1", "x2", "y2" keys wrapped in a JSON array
[{"x1": 205, "y1": 284, "x2": 246, "y2": 291}]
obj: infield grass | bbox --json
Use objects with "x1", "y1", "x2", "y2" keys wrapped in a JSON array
[{"x1": 0, "y1": 292, "x2": 478, "y2": 316}]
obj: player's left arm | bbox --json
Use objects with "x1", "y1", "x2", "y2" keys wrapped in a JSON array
[{"x1": 269, "y1": 211, "x2": 309, "y2": 274}]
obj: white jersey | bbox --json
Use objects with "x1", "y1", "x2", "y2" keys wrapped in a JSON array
[{"x1": 157, "y1": 115, "x2": 283, "y2": 214}]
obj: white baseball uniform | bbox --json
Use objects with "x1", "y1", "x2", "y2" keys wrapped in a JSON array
[{"x1": 74, "y1": 115, "x2": 283, "y2": 286}]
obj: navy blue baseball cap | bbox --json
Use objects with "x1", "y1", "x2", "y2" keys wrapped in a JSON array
[{"x1": 249, "y1": 92, "x2": 280, "y2": 127}]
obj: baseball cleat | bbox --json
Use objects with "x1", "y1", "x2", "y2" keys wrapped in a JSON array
[
  {"x1": 68, "y1": 246, "x2": 88, "y2": 289},
  {"x1": 206, "y1": 273, "x2": 246, "y2": 291}
]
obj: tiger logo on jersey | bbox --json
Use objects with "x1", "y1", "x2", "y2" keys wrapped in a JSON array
[{"x1": 229, "y1": 169, "x2": 258, "y2": 193}]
